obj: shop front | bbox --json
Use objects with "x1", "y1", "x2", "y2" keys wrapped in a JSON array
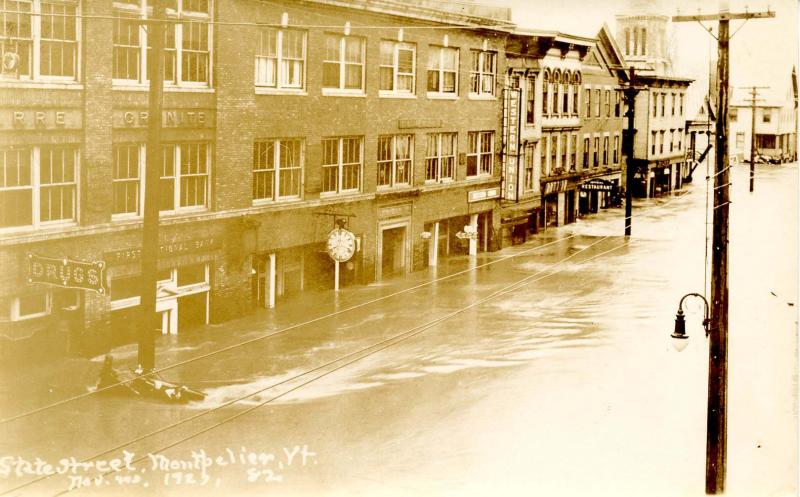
[
  {"x1": 579, "y1": 176, "x2": 621, "y2": 216},
  {"x1": 540, "y1": 179, "x2": 578, "y2": 228}
]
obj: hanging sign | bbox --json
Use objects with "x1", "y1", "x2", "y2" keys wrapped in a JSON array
[{"x1": 26, "y1": 253, "x2": 107, "y2": 295}]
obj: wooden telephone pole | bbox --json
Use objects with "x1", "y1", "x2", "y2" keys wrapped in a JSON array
[
  {"x1": 138, "y1": 0, "x2": 165, "y2": 372},
  {"x1": 742, "y1": 85, "x2": 768, "y2": 192},
  {"x1": 672, "y1": 6, "x2": 774, "y2": 495},
  {"x1": 622, "y1": 66, "x2": 644, "y2": 236}
]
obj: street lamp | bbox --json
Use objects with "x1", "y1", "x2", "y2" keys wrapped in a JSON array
[{"x1": 670, "y1": 292, "x2": 712, "y2": 351}]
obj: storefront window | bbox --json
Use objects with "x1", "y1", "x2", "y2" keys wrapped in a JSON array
[{"x1": 177, "y1": 263, "x2": 207, "y2": 286}]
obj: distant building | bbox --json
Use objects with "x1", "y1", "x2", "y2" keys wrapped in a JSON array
[{"x1": 729, "y1": 69, "x2": 798, "y2": 163}]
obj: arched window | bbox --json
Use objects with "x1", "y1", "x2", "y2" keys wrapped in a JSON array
[
  {"x1": 633, "y1": 27, "x2": 639, "y2": 55},
  {"x1": 562, "y1": 71, "x2": 570, "y2": 114},
  {"x1": 624, "y1": 28, "x2": 630, "y2": 55},
  {"x1": 641, "y1": 28, "x2": 647, "y2": 56},
  {"x1": 552, "y1": 69, "x2": 561, "y2": 115},
  {"x1": 542, "y1": 70, "x2": 550, "y2": 117},
  {"x1": 572, "y1": 72, "x2": 581, "y2": 115}
]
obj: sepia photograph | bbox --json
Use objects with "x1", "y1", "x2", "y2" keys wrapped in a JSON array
[{"x1": 0, "y1": 0, "x2": 797, "y2": 495}]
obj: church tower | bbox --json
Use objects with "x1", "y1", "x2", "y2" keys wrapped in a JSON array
[{"x1": 614, "y1": 0, "x2": 673, "y2": 76}]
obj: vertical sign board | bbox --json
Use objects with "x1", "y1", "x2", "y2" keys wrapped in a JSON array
[
  {"x1": 502, "y1": 88, "x2": 521, "y2": 201},
  {"x1": 26, "y1": 253, "x2": 108, "y2": 295}
]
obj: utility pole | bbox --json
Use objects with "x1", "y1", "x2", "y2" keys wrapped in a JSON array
[
  {"x1": 622, "y1": 66, "x2": 644, "y2": 236},
  {"x1": 138, "y1": 0, "x2": 165, "y2": 372},
  {"x1": 672, "y1": 6, "x2": 774, "y2": 495},
  {"x1": 742, "y1": 85, "x2": 768, "y2": 192}
]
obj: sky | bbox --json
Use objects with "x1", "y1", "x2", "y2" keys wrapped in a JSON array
[{"x1": 477, "y1": 0, "x2": 798, "y2": 115}]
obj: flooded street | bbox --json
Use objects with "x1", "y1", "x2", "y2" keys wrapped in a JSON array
[{"x1": 1, "y1": 162, "x2": 796, "y2": 497}]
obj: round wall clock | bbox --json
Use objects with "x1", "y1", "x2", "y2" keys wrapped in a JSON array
[{"x1": 326, "y1": 228, "x2": 357, "y2": 263}]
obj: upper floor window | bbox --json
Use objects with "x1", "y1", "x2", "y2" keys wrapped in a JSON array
[
  {"x1": 660, "y1": 93, "x2": 666, "y2": 117},
  {"x1": 466, "y1": 131, "x2": 493, "y2": 177},
  {"x1": 542, "y1": 70, "x2": 550, "y2": 116},
  {"x1": 651, "y1": 131, "x2": 657, "y2": 155},
  {"x1": 572, "y1": 72, "x2": 581, "y2": 115},
  {"x1": 323, "y1": 34, "x2": 364, "y2": 92},
  {"x1": 160, "y1": 143, "x2": 210, "y2": 213},
  {"x1": 730, "y1": 108, "x2": 738, "y2": 122},
  {"x1": 113, "y1": 0, "x2": 211, "y2": 86},
  {"x1": 523, "y1": 143, "x2": 534, "y2": 192},
  {"x1": 671, "y1": 93, "x2": 676, "y2": 115},
  {"x1": 469, "y1": 49, "x2": 496, "y2": 96},
  {"x1": 592, "y1": 137, "x2": 599, "y2": 167},
  {"x1": 652, "y1": 92, "x2": 658, "y2": 117},
  {"x1": 377, "y1": 134, "x2": 412, "y2": 188},
  {"x1": 427, "y1": 45, "x2": 458, "y2": 95},
  {"x1": 570, "y1": 134, "x2": 577, "y2": 170},
  {"x1": 113, "y1": 144, "x2": 143, "y2": 217},
  {"x1": 680, "y1": 93, "x2": 684, "y2": 116},
  {"x1": 525, "y1": 76, "x2": 535, "y2": 124},
  {"x1": 380, "y1": 40, "x2": 415, "y2": 94},
  {"x1": 604, "y1": 89, "x2": 611, "y2": 117},
  {"x1": 0, "y1": 145, "x2": 77, "y2": 230},
  {"x1": 1, "y1": 0, "x2": 79, "y2": 82},
  {"x1": 425, "y1": 132, "x2": 456, "y2": 182},
  {"x1": 562, "y1": 71, "x2": 571, "y2": 114},
  {"x1": 614, "y1": 90, "x2": 622, "y2": 117},
  {"x1": 603, "y1": 136, "x2": 609, "y2": 165},
  {"x1": 583, "y1": 137, "x2": 589, "y2": 168},
  {"x1": 321, "y1": 137, "x2": 361, "y2": 194},
  {"x1": 613, "y1": 135, "x2": 620, "y2": 163},
  {"x1": 256, "y1": 28, "x2": 306, "y2": 90},
  {"x1": 585, "y1": 88, "x2": 591, "y2": 118},
  {"x1": 551, "y1": 69, "x2": 560, "y2": 115},
  {"x1": 541, "y1": 135, "x2": 549, "y2": 174},
  {"x1": 594, "y1": 88, "x2": 601, "y2": 117},
  {"x1": 253, "y1": 139, "x2": 302, "y2": 202},
  {"x1": 762, "y1": 110, "x2": 772, "y2": 123}
]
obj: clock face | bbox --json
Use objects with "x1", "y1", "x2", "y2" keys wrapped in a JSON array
[{"x1": 326, "y1": 228, "x2": 357, "y2": 263}]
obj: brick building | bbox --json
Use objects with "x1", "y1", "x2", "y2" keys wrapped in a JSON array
[{"x1": 0, "y1": 0, "x2": 515, "y2": 359}]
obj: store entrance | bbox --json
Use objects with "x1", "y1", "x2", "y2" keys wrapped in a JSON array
[{"x1": 380, "y1": 226, "x2": 407, "y2": 279}]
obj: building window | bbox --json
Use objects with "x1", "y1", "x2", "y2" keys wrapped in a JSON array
[
  {"x1": 1, "y1": 0, "x2": 79, "y2": 81},
  {"x1": 377, "y1": 134, "x2": 412, "y2": 187},
  {"x1": 425, "y1": 132, "x2": 456, "y2": 182},
  {"x1": 762, "y1": 110, "x2": 772, "y2": 123},
  {"x1": 160, "y1": 143, "x2": 209, "y2": 212},
  {"x1": 552, "y1": 69, "x2": 561, "y2": 115},
  {"x1": 469, "y1": 49, "x2": 496, "y2": 96},
  {"x1": 542, "y1": 70, "x2": 550, "y2": 116},
  {"x1": 651, "y1": 131, "x2": 657, "y2": 155},
  {"x1": 585, "y1": 88, "x2": 591, "y2": 118},
  {"x1": 594, "y1": 88, "x2": 601, "y2": 117},
  {"x1": 427, "y1": 45, "x2": 458, "y2": 95},
  {"x1": 570, "y1": 134, "x2": 577, "y2": 170},
  {"x1": 467, "y1": 131, "x2": 493, "y2": 176},
  {"x1": 659, "y1": 130, "x2": 665, "y2": 153},
  {"x1": 253, "y1": 139, "x2": 303, "y2": 202},
  {"x1": 736, "y1": 132, "x2": 745, "y2": 149},
  {"x1": 7, "y1": 292, "x2": 51, "y2": 321},
  {"x1": 671, "y1": 93, "x2": 676, "y2": 115},
  {"x1": 730, "y1": 108, "x2": 738, "y2": 122},
  {"x1": 560, "y1": 133, "x2": 567, "y2": 170},
  {"x1": 523, "y1": 143, "x2": 534, "y2": 191},
  {"x1": 680, "y1": 93, "x2": 684, "y2": 116},
  {"x1": 583, "y1": 137, "x2": 589, "y2": 169},
  {"x1": 614, "y1": 90, "x2": 621, "y2": 117},
  {"x1": 0, "y1": 145, "x2": 78, "y2": 230},
  {"x1": 112, "y1": 144, "x2": 143, "y2": 216},
  {"x1": 613, "y1": 135, "x2": 620, "y2": 163},
  {"x1": 624, "y1": 28, "x2": 630, "y2": 55},
  {"x1": 380, "y1": 40, "x2": 415, "y2": 94},
  {"x1": 525, "y1": 76, "x2": 536, "y2": 124},
  {"x1": 572, "y1": 72, "x2": 581, "y2": 115},
  {"x1": 652, "y1": 92, "x2": 658, "y2": 117},
  {"x1": 668, "y1": 129, "x2": 674, "y2": 152},
  {"x1": 550, "y1": 134, "x2": 557, "y2": 172},
  {"x1": 602, "y1": 136, "x2": 609, "y2": 165},
  {"x1": 641, "y1": 28, "x2": 647, "y2": 56},
  {"x1": 323, "y1": 34, "x2": 364, "y2": 92},
  {"x1": 604, "y1": 89, "x2": 611, "y2": 117},
  {"x1": 562, "y1": 71, "x2": 570, "y2": 114},
  {"x1": 541, "y1": 134, "x2": 549, "y2": 174},
  {"x1": 321, "y1": 137, "x2": 361, "y2": 194},
  {"x1": 593, "y1": 137, "x2": 599, "y2": 167},
  {"x1": 256, "y1": 28, "x2": 306, "y2": 90},
  {"x1": 661, "y1": 93, "x2": 666, "y2": 117},
  {"x1": 112, "y1": 0, "x2": 211, "y2": 86}
]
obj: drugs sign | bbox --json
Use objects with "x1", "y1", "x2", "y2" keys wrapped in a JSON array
[{"x1": 26, "y1": 253, "x2": 107, "y2": 295}]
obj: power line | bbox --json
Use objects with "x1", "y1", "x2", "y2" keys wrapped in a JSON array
[
  {"x1": 47, "y1": 237, "x2": 631, "y2": 497},
  {"x1": 0, "y1": 233, "x2": 584, "y2": 424}
]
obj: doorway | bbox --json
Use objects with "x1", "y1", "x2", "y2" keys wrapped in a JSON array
[{"x1": 381, "y1": 226, "x2": 407, "y2": 278}]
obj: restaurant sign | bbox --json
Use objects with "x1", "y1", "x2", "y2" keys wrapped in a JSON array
[
  {"x1": 581, "y1": 178, "x2": 615, "y2": 192},
  {"x1": 26, "y1": 253, "x2": 107, "y2": 295}
]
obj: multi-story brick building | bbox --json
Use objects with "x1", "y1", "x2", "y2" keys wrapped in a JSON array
[
  {"x1": 500, "y1": 29, "x2": 593, "y2": 241},
  {"x1": 577, "y1": 24, "x2": 627, "y2": 215},
  {"x1": 0, "y1": 0, "x2": 515, "y2": 359},
  {"x1": 615, "y1": 11, "x2": 693, "y2": 197}
]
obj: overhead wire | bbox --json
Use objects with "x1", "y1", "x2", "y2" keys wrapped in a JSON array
[
  {"x1": 2, "y1": 233, "x2": 615, "y2": 497},
  {"x1": 49, "y1": 236, "x2": 630, "y2": 497}
]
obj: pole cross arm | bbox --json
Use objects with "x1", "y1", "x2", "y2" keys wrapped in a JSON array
[{"x1": 672, "y1": 11, "x2": 775, "y2": 22}]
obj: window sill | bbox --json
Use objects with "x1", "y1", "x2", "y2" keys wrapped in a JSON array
[
  {"x1": 113, "y1": 84, "x2": 215, "y2": 93},
  {"x1": 378, "y1": 91, "x2": 417, "y2": 99},
  {"x1": 252, "y1": 197, "x2": 303, "y2": 207},
  {"x1": 0, "y1": 81, "x2": 83, "y2": 90},
  {"x1": 465, "y1": 174, "x2": 494, "y2": 181},
  {"x1": 255, "y1": 87, "x2": 307, "y2": 96},
  {"x1": 427, "y1": 92, "x2": 458, "y2": 101},
  {"x1": 319, "y1": 190, "x2": 362, "y2": 199},
  {"x1": 467, "y1": 93, "x2": 497, "y2": 101},
  {"x1": 112, "y1": 213, "x2": 142, "y2": 223},
  {"x1": 322, "y1": 88, "x2": 366, "y2": 97},
  {"x1": 0, "y1": 221, "x2": 77, "y2": 237}
]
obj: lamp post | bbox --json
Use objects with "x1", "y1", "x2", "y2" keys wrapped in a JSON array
[{"x1": 671, "y1": 292, "x2": 712, "y2": 350}]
